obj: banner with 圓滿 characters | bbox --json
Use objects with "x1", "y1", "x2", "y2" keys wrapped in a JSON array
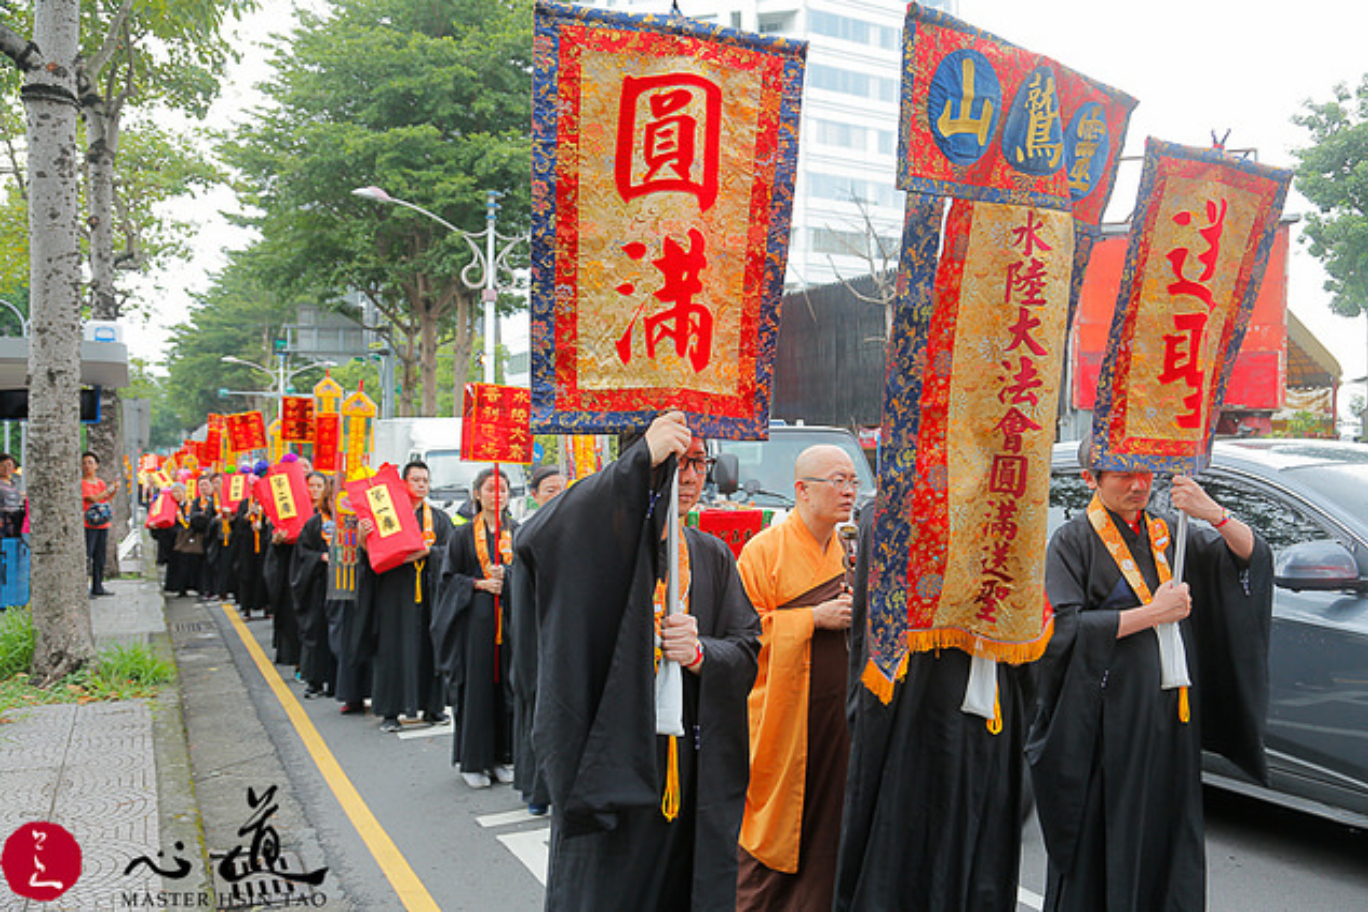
[
  {"x1": 313, "y1": 413, "x2": 341, "y2": 474},
  {"x1": 1090, "y1": 139, "x2": 1292, "y2": 474},
  {"x1": 529, "y1": 0, "x2": 806, "y2": 439},
  {"x1": 864, "y1": 198, "x2": 1071, "y2": 698},
  {"x1": 462, "y1": 383, "x2": 533, "y2": 464},
  {"x1": 898, "y1": 4, "x2": 1136, "y2": 227}
]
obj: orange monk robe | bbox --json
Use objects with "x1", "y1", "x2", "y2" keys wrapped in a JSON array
[{"x1": 736, "y1": 511, "x2": 847, "y2": 873}]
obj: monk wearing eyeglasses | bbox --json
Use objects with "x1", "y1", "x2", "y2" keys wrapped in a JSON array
[{"x1": 736, "y1": 445, "x2": 858, "y2": 911}]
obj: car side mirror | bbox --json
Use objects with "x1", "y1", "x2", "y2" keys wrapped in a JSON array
[
  {"x1": 1274, "y1": 540, "x2": 1366, "y2": 591},
  {"x1": 713, "y1": 453, "x2": 739, "y2": 496}
]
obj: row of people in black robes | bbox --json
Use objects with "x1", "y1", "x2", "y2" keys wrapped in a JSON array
[{"x1": 510, "y1": 414, "x2": 1274, "y2": 912}]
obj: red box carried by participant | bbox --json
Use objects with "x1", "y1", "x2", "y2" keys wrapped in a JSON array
[
  {"x1": 345, "y1": 463, "x2": 425, "y2": 574},
  {"x1": 253, "y1": 459, "x2": 310, "y2": 543}
]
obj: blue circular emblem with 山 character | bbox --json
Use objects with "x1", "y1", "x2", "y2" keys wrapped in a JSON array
[
  {"x1": 927, "y1": 49, "x2": 1001, "y2": 166},
  {"x1": 1064, "y1": 102, "x2": 1111, "y2": 201},
  {"x1": 1001, "y1": 65, "x2": 1064, "y2": 177}
]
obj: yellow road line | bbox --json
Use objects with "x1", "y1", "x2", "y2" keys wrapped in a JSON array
[{"x1": 221, "y1": 604, "x2": 440, "y2": 911}]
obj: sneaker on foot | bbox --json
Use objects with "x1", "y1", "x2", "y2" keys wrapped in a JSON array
[
  {"x1": 339, "y1": 702, "x2": 365, "y2": 715},
  {"x1": 462, "y1": 771, "x2": 492, "y2": 789},
  {"x1": 379, "y1": 717, "x2": 401, "y2": 733},
  {"x1": 528, "y1": 803, "x2": 549, "y2": 817},
  {"x1": 422, "y1": 710, "x2": 450, "y2": 725},
  {"x1": 492, "y1": 764, "x2": 515, "y2": 784}
]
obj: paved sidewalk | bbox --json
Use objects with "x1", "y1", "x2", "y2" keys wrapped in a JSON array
[{"x1": 0, "y1": 573, "x2": 206, "y2": 911}]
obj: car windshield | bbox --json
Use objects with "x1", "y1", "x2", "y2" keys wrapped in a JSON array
[
  {"x1": 713, "y1": 431, "x2": 875, "y2": 507},
  {"x1": 1283, "y1": 463, "x2": 1368, "y2": 527},
  {"x1": 422, "y1": 451, "x2": 526, "y2": 496}
]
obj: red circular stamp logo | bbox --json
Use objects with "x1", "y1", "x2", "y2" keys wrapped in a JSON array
[{"x1": 2, "y1": 821, "x2": 82, "y2": 901}]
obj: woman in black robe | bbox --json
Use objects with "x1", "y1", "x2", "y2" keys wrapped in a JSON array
[
  {"x1": 291, "y1": 472, "x2": 337, "y2": 698},
  {"x1": 265, "y1": 483, "x2": 302, "y2": 668},
  {"x1": 164, "y1": 484, "x2": 204, "y2": 597},
  {"x1": 443, "y1": 466, "x2": 517, "y2": 789},
  {"x1": 232, "y1": 488, "x2": 270, "y2": 619}
]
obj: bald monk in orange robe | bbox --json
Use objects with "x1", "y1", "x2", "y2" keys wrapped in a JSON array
[{"x1": 736, "y1": 444, "x2": 859, "y2": 911}]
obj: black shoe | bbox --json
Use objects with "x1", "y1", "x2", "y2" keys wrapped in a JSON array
[
  {"x1": 303, "y1": 686, "x2": 323, "y2": 699},
  {"x1": 90, "y1": 589, "x2": 113, "y2": 597},
  {"x1": 339, "y1": 702, "x2": 365, "y2": 716},
  {"x1": 528, "y1": 803, "x2": 549, "y2": 817},
  {"x1": 379, "y1": 717, "x2": 401, "y2": 733},
  {"x1": 422, "y1": 711, "x2": 450, "y2": 726}
]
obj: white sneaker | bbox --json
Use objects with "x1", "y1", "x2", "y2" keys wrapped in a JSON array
[
  {"x1": 492, "y1": 764, "x2": 515, "y2": 784},
  {"x1": 462, "y1": 771, "x2": 492, "y2": 789}
]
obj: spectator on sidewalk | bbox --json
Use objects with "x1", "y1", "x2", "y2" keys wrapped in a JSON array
[
  {"x1": 82, "y1": 450, "x2": 119, "y2": 597},
  {"x1": 0, "y1": 453, "x2": 24, "y2": 539}
]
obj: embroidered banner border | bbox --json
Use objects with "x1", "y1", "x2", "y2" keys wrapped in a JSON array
[
  {"x1": 1091, "y1": 139, "x2": 1292, "y2": 474},
  {"x1": 529, "y1": 1, "x2": 805, "y2": 439}
]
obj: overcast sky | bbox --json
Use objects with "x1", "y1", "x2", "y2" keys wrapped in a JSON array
[{"x1": 130, "y1": 0, "x2": 1368, "y2": 405}]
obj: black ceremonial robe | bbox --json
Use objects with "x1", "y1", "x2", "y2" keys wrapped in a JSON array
[
  {"x1": 508, "y1": 521, "x2": 549, "y2": 807},
  {"x1": 231, "y1": 499, "x2": 270, "y2": 617},
  {"x1": 1027, "y1": 509, "x2": 1273, "y2": 912},
  {"x1": 836, "y1": 509, "x2": 1032, "y2": 912},
  {"x1": 518, "y1": 442, "x2": 760, "y2": 912},
  {"x1": 438, "y1": 514, "x2": 518, "y2": 775},
  {"x1": 264, "y1": 534, "x2": 300, "y2": 667},
  {"x1": 353, "y1": 501, "x2": 453, "y2": 719},
  {"x1": 291, "y1": 512, "x2": 337, "y2": 692}
]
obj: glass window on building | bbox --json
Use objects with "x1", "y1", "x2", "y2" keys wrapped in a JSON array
[
  {"x1": 808, "y1": 64, "x2": 897, "y2": 104},
  {"x1": 810, "y1": 227, "x2": 901, "y2": 259},
  {"x1": 809, "y1": 172, "x2": 902, "y2": 210},
  {"x1": 812, "y1": 119, "x2": 869, "y2": 150},
  {"x1": 809, "y1": 10, "x2": 899, "y2": 50}
]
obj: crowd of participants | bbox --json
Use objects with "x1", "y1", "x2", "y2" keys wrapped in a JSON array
[{"x1": 137, "y1": 414, "x2": 1270, "y2": 912}]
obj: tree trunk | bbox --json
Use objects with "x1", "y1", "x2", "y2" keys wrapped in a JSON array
[
  {"x1": 419, "y1": 305, "x2": 438, "y2": 417},
  {"x1": 451, "y1": 291, "x2": 475, "y2": 401},
  {"x1": 84, "y1": 106, "x2": 127, "y2": 578},
  {"x1": 25, "y1": 0, "x2": 93, "y2": 683},
  {"x1": 398, "y1": 335, "x2": 417, "y2": 418}
]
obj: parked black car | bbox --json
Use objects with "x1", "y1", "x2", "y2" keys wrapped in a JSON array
[{"x1": 1050, "y1": 438, "x2": 1368, "y2": 827}]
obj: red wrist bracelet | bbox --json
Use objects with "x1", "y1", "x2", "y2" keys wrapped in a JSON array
[
  {"x1": 1213, "y1": 509, "x2": 1232, "y2": 529},
  {"x1": 685, "y1": 641, "x2": 704, "y2": 669}
]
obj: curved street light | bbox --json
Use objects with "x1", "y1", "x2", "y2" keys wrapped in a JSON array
[
  {"x1": 351, "y1": 185, "x2": 527, "y2": 386},
  {"x1": 220, "y1": 354, "x2": 335, "y2": 413}
]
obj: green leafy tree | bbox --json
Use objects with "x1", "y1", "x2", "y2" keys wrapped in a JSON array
[
  {"x1": 164, "y1": 249, "x2": 314, "y2": 429},
  {"x1": 225, "y1": 0, "x2": 532, "y2": 417},
  {"x1": 1293, "y1": 76, "x2": 1368, "y2": 316}
]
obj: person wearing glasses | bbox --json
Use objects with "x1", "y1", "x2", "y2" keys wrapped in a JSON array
[
  {"x1": 517, "y1": 411, "x2": 760, "y2": 911},
  {"x1": 735, "y1": 445, "x2": 858, "y2": 911}
]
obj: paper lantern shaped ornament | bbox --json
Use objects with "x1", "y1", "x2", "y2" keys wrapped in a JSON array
[{"x1": 345, "y1": 463, "x2": 425, "y2": 574}]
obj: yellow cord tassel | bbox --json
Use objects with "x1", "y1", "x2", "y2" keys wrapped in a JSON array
[
  {"x1": 414, "y1": 558, "x2": 425, "y2": 603},
  {"x1": 987, "y1": 689, "x2": 1003, "y2": 735},
  {"x1": 661, "y1": 735, "x2": 681, "y2": 821},
  {"x1": 1178, "y1": 685, "x2": 1190, "y2": 724}
]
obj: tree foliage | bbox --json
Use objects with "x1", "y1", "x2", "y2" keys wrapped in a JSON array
[
  {"x1": 224, "y1": 0, "x2": 532, "y2": 416},
  {"x1": 1293, "y1": 75, "x2": 1368, "y2": 317}
]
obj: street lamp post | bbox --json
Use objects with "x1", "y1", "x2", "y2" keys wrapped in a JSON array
[
  {"x1": 351, "y1": 186, "x2": 526, "y2": 391},
  {"x1": 220, "y1": 354, "x2": 335, "y2": 416}
]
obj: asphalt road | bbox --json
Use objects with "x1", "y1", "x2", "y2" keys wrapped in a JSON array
[{"x1": 209, "y1": 599, "x2": 1368, "y2": 911}]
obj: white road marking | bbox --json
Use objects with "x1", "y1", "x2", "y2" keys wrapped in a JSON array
[
  {"x1": 1018, "y1": 885, "x2": 1044, "y2": 910},
  {"x1": 498, "y1": 829, "x2": 550, "y2": 885},
  {"x1": 396, "y1": 723, "x2": 451, "y2": 741},
  {"x1": 476, "y1": 808, "x2": 542, "y2": 829}
]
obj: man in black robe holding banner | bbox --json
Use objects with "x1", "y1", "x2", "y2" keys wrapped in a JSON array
[
  {"x1": 1028, "y1": 439, "x2": 1272, "y2": 911},
  {"x1": 517, "y1": 412, "x2": 759, "y2": 911}
]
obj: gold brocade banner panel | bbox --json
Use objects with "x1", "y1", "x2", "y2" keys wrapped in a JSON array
[
  {"x1": 866, "y1": 199, "x2": 1071, "y2": 694},
  {"x1": 529, "y1": 1, "x2": 806, "y2": 439},
  {"x1": 1091, "y1": 139, "x2": 1292, "y2": 473}
]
